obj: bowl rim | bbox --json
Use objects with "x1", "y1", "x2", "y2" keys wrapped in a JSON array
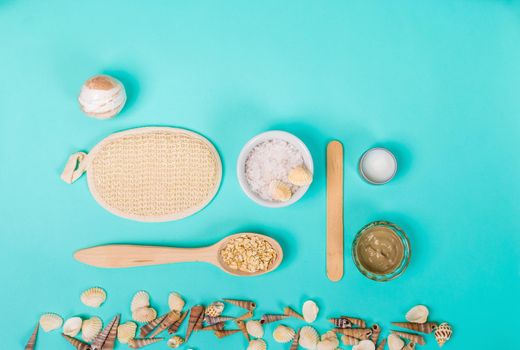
[
  {"x1": 236, "y1": 130, "x2": 314, "y2": 208},
  {"x1": 352, "y1": 220, "x2": 411, "y2": 282},
  {"x1": 358, "y1": 147, "x2": 397, "y2": 185}
]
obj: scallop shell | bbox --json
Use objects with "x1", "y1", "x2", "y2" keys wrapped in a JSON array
[
  {"x1": 82, "y1": 316, "x2": 102, "y2": 342},
  {"x1": 39, "y1": 313, "x2": 63, "y2": 332},
  {"x1": 302, "y1": 300, "x2": 319, "y2": 323},
  {"x1": 246, "y1": 320, "x2": 264, "y2": 338},
  {"x1": 434, "y1": 322, "x2": 452, "y2": 347},
  {"x1": 390, "y1": 331, "x2": 425, "y2": 346},
  {"x1": 78, "y1": 75, "x2": 126, "y2": 119},
  {"x1": 62, "y1": 317, "x2": 82, "y2": 336},
  {"x1": 388, "y1": 334, "x2": 405, "y2": 350},
  {"x1": 270, "y1": 181, "x2": 292, "y2": 201},
  {"x1": 273, "y1": 325, "x2": 295, "y2": 343},
  {"x1": 80, "y1": 287, "x2": 106, "y2": 308},
  {"x1": 131, "y1": 291, "x2": 150, "y2": 312},
  {"x1": 168, "y1": 292, "x2": 185, "y2": 312},
  {"x1": 405, "y1": 305, "x2": 429, "y2": 324},
  {"x1": 247, "y1": 339, "x2": 267, "y2": 350},
  {"x1": 353, "y1": 340, "x2": 376, "y2": 350},
  {"x1": 299, "y1": 326, "x2": 319, "y2": 350},
  {"x1": 132, "y1": 307, "x2": 157, "y2": 323},
  {"x1": 117, "y1": 321, "x2": 137, "y2": 344},
  {"x1": 205, "y1": 301, "x2": 224, "y2": 317},
  {"x1": 318, "y1": 331, "x2": 339, "y2": 349},
  {"x1": 376, "y1": 339, "x2": 387, "y2": 350},
  {"x1": 288, "y1": 166, "x2": 313, "y2": 186},
  {"x1": 341, "y1": 335, "x2": 359, "y2": 346},
  {"x1": 167, "y1": 335, "x2": 185, "y2": 348}
]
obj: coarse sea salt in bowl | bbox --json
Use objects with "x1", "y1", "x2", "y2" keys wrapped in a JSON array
[{"x1": 237, "y1": 130, "x2": 314, "y2": 208}]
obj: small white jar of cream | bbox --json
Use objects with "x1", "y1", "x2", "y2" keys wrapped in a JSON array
[{"x1": 359, "y1": 147, "x2": 397, "y2": 184}]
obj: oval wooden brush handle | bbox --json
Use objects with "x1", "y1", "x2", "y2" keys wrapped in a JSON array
[
  {"x1": 326, "y1": 140, "x2": 344, "y2": 281},
  {"x1": 74, "y1": 244, "x2": 217, "y2": 268}
]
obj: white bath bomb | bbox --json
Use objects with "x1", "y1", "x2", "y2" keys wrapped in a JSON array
[{"x1": 78, "y1": 75, "x2": 126, "y2": 119}]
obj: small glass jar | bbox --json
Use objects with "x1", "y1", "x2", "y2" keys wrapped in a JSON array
[{"x1": 352, "y1": 221, "x2": 411, "y2": 282}]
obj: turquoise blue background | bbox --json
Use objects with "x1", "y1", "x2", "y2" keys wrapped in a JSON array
[{"x1": 1, "y1": 0, "x2": 519, "y2": 349}]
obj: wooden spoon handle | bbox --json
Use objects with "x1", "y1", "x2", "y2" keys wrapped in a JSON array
[
  {"x1": 326, "y1": 140, "x2": 344, "y2": 281},
  {"x1": 74, "y1": 244, "x2": 216, "y2": 268}
]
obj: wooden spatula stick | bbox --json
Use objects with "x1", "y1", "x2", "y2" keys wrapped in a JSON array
[{"x1": 326, "y1": 140, "x2": 344, "y2": 281}]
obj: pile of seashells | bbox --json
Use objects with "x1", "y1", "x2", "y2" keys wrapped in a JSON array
[{"x1": 31, "y1": 288, "x2": 453, "y2": 350}]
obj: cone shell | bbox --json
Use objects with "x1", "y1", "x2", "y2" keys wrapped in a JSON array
[
  {"x1": 204, "y1": 315, "x2": 234, "y2": 325},
  {"x1": 273, "y1": 325, "x2": 295, "y2": 343},
  {"x1": 236, "y1": 320, "x2": 250, "y2": 341},
  {"x1": 288, "y1": 165, "x2": 313, "y2": 186},
  {"x1": 247, "y1": 339, "x2": 267, "y2": 350},
  {"x1": 223, "y1": 298, "x2": 256, "y2": 311},
  {"x1": 371, "y1": 324, "x2": 381, "y2": 345},
  {"x1": 353, "y1": 340, "x2": 376, "y2": 350},
  {"x1": 340, "y1": 316, "x2": 366, "y2": 328},
  {"x1": 24, "y1": 324, "x2": 39, "y2": 350},
  {"x1": 342, "y1": 335, "x2": 360, "y2": 346},
  {"x1": 388, "y1": 334, "x2": 405, "y2": 350},
  {"x1": 133, "y1": 307, "x2": 157, "y2": 323},
  {"x1": 405, "y1": 305, "x2": 429, "y2": 324},
  {"x1": 201, "y1": 321, "x2": 226, "y2": 331},
  {"x1": 82, "y1": 316, "x2": 102, "y2": 342},
  {"x1": 390, "y1": 331, "x2": 425, "y2": 346},
  {"x1": 168, "y1": 292, "x2": 185, "y2": 312},
  {"x1": 39, "y1": 313, "x2": 63, "y2": 332},
  {"x1": 62, "y1": 334, "x2": 90, "y2": 350},
  {"x1": 302, "y1": 300, "x2": 319, "y2": 323},
  {"x1": 299, "y1": 326, "x2": 319, "y2": 350},
  {"x1": 96, "y1": 314, "x2": 119, "y2": 350},
  {"x1": 329, "y1": 317, "x2": 353, "y2": 329},
  {"x1": 117, "y1": 321, "x2": 137, "y2": 344},
  {"x1": 376, "y1": 339, "x2": 387, "y2": 350},
  {"x1": 139, "y1": 314, "x2": 167, "y2": 337},
  {"x1": 261, "y1": 314, "x2": 289, "y2": 324},
  {"x1": 168, "y1": 312, "x2": 188, "y2": 334},
  {"x1": 167, "y1": 335, "x2": 184, "y2": 348},
  {"x1": 290, "y1": 329, "x2": 300, "y2": 350},
  {"x1": 78, "y1": 75, "x2": 126, "y2": 119},
  {"x1": 80, "y1": 287, "x2": 106, "y2": 308},
  {"x1": 284, "y1": 306, "x2": 304, "y2": 320},
  {"x1": 131, "y1": 291, "x2": 150, "y2": 312},
  {"x1": 149, "y1": 311, "x2": 181, "y2": 338},
  {"x1": 270, "y1": 180, "x2": 292, "y2": 201},
  {"x1": 392, "y1": 322, "x2": 437, "y2": 334},
  {"x1": 403, "y1": 342, "x2": 416, "y2": 350},
  {"x1": 335, "y1": 328, "x2": 372, "y2": 340},
  {"x1": 214, "y1": 329, "x2": 241, "y2": 338},
  {"x1": 128, "y1": 338, "x2": 163, "y2": 349},
  {"x1": 434, "y1": 322, "x2": 452, "y2": 347},
  {"x1": 185, "y1": 305, "x2": 205, "y2": 340},
  {"x1": 236, "y1": 310, "x2": 254, "y2": 321},
  {"x1": 63, "y1": 317, "x2": 82, "y2": 337},
  {"x1": 246, "y1": 320, "x2": 264, "y2": 338},
  {"x1": 205, "y1": 301, "x2": 225, "y2": 317}
]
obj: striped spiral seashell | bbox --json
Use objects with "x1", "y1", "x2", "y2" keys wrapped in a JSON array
[
  {"x1": 39, "y1": 313, "x2": 63, "y2": 332},
  {"x1": 117, "y1": 321, "x2": 137, "y2": 344},
  {"x1": 299, "y1": 326, "x2": 319, "y2": 350},
  {"x1": 82, "y1": 316, "x2": 102, "y2": 342},
  {"x1": 353, "y1": 340, "x2": 376, "y2": 350},
  {"x1": 80, "y1": 287, "x2": 106, "y2": 308},
  {"x1": 78, "y1": 75, "x2": 126, "y2": 119},
  {"x1": 62, "y1": 317, "x2": 82, "y2": 336},
  {"x1": 434, "y1": 322, "x2": 452, "y2": 347},
  {"x1": 246, "y1": 320, "x2": 264, "y2": 338},
  {"x1": 273, "y1": 325, "x2": 295, "y2": 343},
  {"x1": 342, "y1": 335, "x2": 359, "y2": 345},
  {"x1": 247, "y1": 339, "x2": 267, "y2": 350},
  {"x1": 167, "y1": 335, "x2": 185, "y2": 348},
  {"x1": 205, "y1": 301, "x2": 225, "y2": 317}
]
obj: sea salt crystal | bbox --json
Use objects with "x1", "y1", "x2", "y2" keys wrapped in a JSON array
[{"x1": 245, "y1": 139, "x2": 304, "y2": 201}]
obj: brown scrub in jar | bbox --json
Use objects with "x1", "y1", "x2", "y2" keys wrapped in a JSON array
[{"x1": 355, "y1": 225, "x2": 404, "y2": 274}]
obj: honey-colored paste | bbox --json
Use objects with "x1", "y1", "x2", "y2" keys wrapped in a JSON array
[{"x1": 355, "y1": 226, "x2": 404, "y2": 274}]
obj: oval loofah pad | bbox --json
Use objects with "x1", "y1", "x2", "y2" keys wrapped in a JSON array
[{"x1": 62, "y1": 127, "x2": 222, "y2": 222}]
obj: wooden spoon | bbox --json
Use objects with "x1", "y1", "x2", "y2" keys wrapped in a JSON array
[{"x1": 74, "y1": 233, "x2": 283, "y2": 277}]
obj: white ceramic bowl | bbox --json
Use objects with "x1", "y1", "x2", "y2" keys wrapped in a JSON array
[{"x1": 237, "y1": 130, "x2": 314, "y2": 208}]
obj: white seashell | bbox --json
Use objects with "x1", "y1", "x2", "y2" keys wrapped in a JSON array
[
  {"x1": 39, "y1": 313, "x2": 63, "y2": 332},
  {"x1": 288, "y1": 166, "x2": 313, "y2": 186},
  {"x1": 117, "y1": 321, "x2": 137, "y2": 344},
  {"x1": 317, "y1": 331, "x2": 339, "y2": 350},
  {"x1": 168, "y1": 292, "x2": 185, "y2": 312},
  {"x1": 63, "y1": 317, "x2": 82, "y2": 336},
  {"x1": 205, "y1": 301, "x2": 225, "y2": 317},
  {"x1": 270, "y1": 181, "x2": 292, "y2": 201},
  {"x1": 132, "y1": 307, "x2": 157, "y2": 323},
  {"x1": 388, "y1": 334, "x2": 405, "y2": 350},
  {"x1": 82, "y1": 316, "x2": 102, "y2": 342},
  {"x1": 80, "y1": 287, "x2": 106, "y2": 308},
  {"x1": 299, "y1": 326, "x2": 319, "y2": 350},
  {"x1": 247, "y1": 339, "x2": 267, "y2": 350},
  {"x1": 78, "y1": 75, "x2": 126, "y2": 119},
  {"x1": 167, "y1": 335, "x2": 185, "y2": 348},
  {"x1": 302, "y1": 300, "x2": 319, "y2": 323},
  {"x1": 353, "y1": 340, "x2": 376, "y2": 350},
  {"x1": 273, "y1": 325, "x2": 295, "y2": 343},
  {"x1": 246, "y1": 320, "x2": 264, "y2": 338},
  {"x1": 405, "y1": 305, "x2": 429, "y2": 324},
  {"x1": 131, "y1": 291, "x2": 150, "y2": 312}
]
